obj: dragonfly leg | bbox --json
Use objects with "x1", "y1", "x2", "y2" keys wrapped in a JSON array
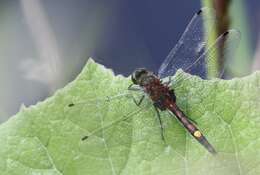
[
  {"x1": 169, "y1": 89, "x2": 176, "y2": 102},
  {"x1": 132, "y1": 95, "x2": 145, "y2": 106},
  {"x1": 163, "y1": 76, "x2": 172, "y2": 86},
  {"x1": 128, "y1": 84, "x2": 145, "y2": 106},
  {"x1": 128, "y1": 84, "x2": 143, "y2": 91},
  {"x1": 154, "y1": 105, "x2": 166, "y2": 142}
]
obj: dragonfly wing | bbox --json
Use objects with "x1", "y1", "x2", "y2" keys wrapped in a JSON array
[
  {"x1": 170, "y1": 29, "x2": 241, "y2": 90},
  {"x1": 68, "y1": 90, "x2": 132, "y2": 107},
  {"x1": 158, "y1": 7, "x2": 216, "y2": 79},
  {"x1": 82, "y1": 107, "x2": 146, "y2": 140},
  {"x1": 181, "y1": 29, "x2": 241, "y2": 79}
]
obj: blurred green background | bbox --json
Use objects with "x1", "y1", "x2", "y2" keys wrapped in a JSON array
[{"x1": 0, "y1": 0, "x2": 259, "y2": 122}]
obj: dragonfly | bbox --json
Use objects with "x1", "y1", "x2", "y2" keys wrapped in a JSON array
[{"x1": 68, "y1": 7, "x2": 240, "y2": 155}]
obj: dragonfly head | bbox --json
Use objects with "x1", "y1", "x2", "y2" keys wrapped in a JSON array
[{"x1": 131, "y1": 68, "x2": 153, "y2": 86}]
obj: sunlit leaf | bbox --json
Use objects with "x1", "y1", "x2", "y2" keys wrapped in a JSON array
[{"x1": 0, "y1": 59, "x2": 259, "y2": 175}]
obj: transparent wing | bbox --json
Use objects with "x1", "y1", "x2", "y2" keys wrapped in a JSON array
[
  {"x1": 67, "y1": 89, "x2": 151, "y2": 141},
  {"x1": 172, "y1": 29, "x2": 241, "y2": 88},
  {"x1": 81, "y1": 106, "x2": 149, "y2": 140},
  {"x1": 67, "y1": 87, "x2": 146, "y2": 108},
  {"x1": 158, "y1": 7, "x2": 216, "y2": 79},
  {"x1": 67, "y1": 91, "x2": 132, "y2": 107},
  {"x1": 67, "y1": 90, "x2": 154, "y2": 141},
  {"x1": 185, "y1": 29, "x2": 241, "y2": 79}
]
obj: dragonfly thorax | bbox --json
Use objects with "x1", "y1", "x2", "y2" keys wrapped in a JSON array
[{"x1": 131, "y1": 68, "x2": 157, "y2": 87}]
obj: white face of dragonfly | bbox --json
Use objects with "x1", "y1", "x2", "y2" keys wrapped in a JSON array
[{"x1": 131, "y1": 68, "x2": 157, "y2": 87}]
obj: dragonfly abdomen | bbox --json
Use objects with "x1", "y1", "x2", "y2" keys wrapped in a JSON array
[{"x1": 166, "y1": 101, "x2": 217, "y2": 154}]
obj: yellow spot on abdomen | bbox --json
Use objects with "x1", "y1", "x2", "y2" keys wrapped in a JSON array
[{"x1": 194, "y1": 131, "x2": 202, "y2": 138}]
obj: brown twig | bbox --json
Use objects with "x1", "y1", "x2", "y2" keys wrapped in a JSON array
[{"x1": 213, "y1": 0, "x2": 231, "y2": 75}]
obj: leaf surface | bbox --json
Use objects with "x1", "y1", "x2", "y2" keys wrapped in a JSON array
[{"x1": 0, "y1": 58, "x2": 260, "y2": 175}]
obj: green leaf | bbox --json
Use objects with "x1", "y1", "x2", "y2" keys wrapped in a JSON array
[{"x1": 0, "y1": 59, "x2": 260, "y2": 175}]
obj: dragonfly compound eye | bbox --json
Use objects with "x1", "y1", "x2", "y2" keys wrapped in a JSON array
[{"x1": 131, "y1": 68, "x2": 148, "y2": 85}]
